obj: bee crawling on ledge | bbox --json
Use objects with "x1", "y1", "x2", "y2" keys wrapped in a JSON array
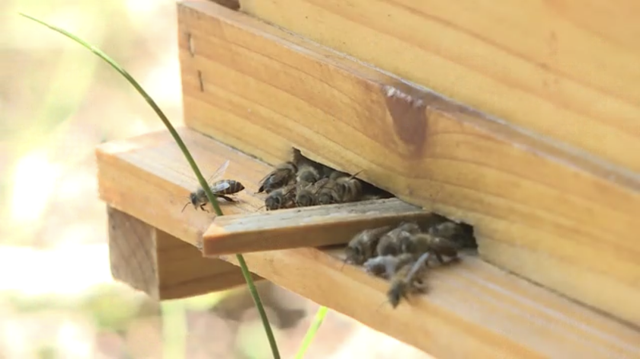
[
  {"x1": 344, "y1": 225, "x2": 392, "y2": 265},
  {"x1": 387, "y1": 251, "x2": 432, "y2": 308},
  {"x1": 264, "y1": 183, "x2": 297, "y2": 211},
  {"x1": 257, "y1": 161, "x2": 298, "y2": 194},
  {"x1": 181, "y1": 159, "x2": 245, "y2": 212}
]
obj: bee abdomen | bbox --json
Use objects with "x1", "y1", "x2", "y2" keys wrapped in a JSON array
[{"x1": 215, "y1": 180, "x2": 245, "y2": 195}]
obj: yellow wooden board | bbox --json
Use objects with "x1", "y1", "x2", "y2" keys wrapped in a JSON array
[
  {"x1": 176, "y1": 1, "x2": 640, "y2": 325},
  {"x1": 240, "y1": 0, "x2": 640, "y2": 173}
]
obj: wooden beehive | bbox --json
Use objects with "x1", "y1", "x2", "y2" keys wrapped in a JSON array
[{"x1": 98, "y1": 1, "x2": 640, "y2": 357}]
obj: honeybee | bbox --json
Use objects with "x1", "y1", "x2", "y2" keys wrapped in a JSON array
[
  {"x1": 295, "y1": 177, "x2": 328, "y2": 208},
  {"x1": 376, "y1": 222, "x2": 421, "y2": 256},
  {"x1": 428, "y1": 221, "x2": 476, "y2": 249},
  {"x1": 363, "y1": 253, "x2": 414, "y2": 278},
  {"x1": 335, "y1": 172, "x2": 363, "y2": 203},
  {"x1": 401, "y1": 233, "x2": 459, "y2": 264},
  {"x1": 182, "y1": 160, "x2": 245, "y2": 212},
  {"x1": 387, "y1": 251, "x2": 431, "y2": 308},
  {"x1": 258, "y1": 161, "x2": 298, "y2": 193},
  {"x1": 296, "y1": 164, "x2": 320, "y2": 187},
  {"x1": 264, "y1": 184, "x2": 297, "y2": 211},
  {"x1": 344, "y1": 226, "x2": 392, "y2": 265},
  {"x1": 316, "y1": 178, "x2": 344, "y2": 205}
]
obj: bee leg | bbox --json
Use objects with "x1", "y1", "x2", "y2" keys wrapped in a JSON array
[
  {"x1": 199, "y1": 204, "x2": 209, "y2": 212},
  {"x1": 434, "y1": 252, "x2": 445, "y2": 265},
  {"x1": 413, "y1": 279, "x2": 428, "y2": 293},
  {"x1": 218, "y1": 195, "x2": 236, "y2": 202}
]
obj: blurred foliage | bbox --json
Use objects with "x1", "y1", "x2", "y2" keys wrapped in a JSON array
[
  {"x1": 6, "y1": 284, "x2": 147, "y2": 331},
  {"x1": 0, "y1": 0, "x2": 335, "y2": 356}
]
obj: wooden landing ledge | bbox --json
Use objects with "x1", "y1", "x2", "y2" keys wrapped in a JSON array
[
  {"x1": 203, "y1": 198, "x2": 437, "y2": 256},
  {"x1": 96, "y1": 128, "x2": 640, "y2": 358}
]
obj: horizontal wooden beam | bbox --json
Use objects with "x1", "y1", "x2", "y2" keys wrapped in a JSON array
[
  {"x1": 96, "y1": 127, "x2": 640, "y2": 358},
  {"x1": 240, "y1": 0, "x2": 640, "y2": 173},
  {"x1": 176, "y1": 1, "x2": 640, "y2": 325},
  {"x1": 203, "y1": 198, "x2": 437, "y2": 256}
]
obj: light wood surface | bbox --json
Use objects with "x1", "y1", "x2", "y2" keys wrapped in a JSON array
[
  {"x1": 107, "y1": 206, "x2": 261, "y2": 300},
  {"x1": 176, "y1": 1, "x2": 640, "y2": 325},
  {"x1": 98, "y1": 133, "x2": 264, "y2": 298},
  {"x1": 96, "y1": 128, "x2": 640, "y2": 358},
  {"x1": 203, "y1": 198, "x2": 438, "y2": 256},
  {"x1": 240, "y1": 0, "x2": 640, "y2": 173}
]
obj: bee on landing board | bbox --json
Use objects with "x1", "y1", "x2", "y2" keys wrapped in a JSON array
[
  {"x1": 387, "y1": 251, "x2": 431, "y2": 308},
  {"x1": 363, "y1": 253, "x2": 414, "y2": 279},
  {"x1": 264, "y1": 183, "x2": 297, "y2": 211},
  {"x1": 344, "y1": 225, "x2": 392, "y2": 265},
  {"x1": 335, "y1": 171, "x2": 364, "y2": 203},
  {"x1": 258, "y1": 161, "x2": 298, "y2": 194},
  {"x1": 376, "y1": 221, "x2": 422, "y2": 257},
  {"x1": 296, "y1": 164, "x2": 320, "y2": 187},
  {"x1": 428, "y1": 221, "x2": 477, "y2": 249},
  {"x1": 316, "y1": 177, "x2": 345, "y2": 205},
  {"x1": 182, "y1": 160, "x2": 245, "y2": 212},
  {"x1": 401, "y1": 233, "x2": 459, "y2": 264},
  {"x1": 295, "y1": 177, "x2": 328, "y2": 208}
]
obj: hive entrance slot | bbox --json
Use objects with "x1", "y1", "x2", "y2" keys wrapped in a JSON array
[
  {"x1": 268, "y1": 148, "x2": 478, "y2": 251},
  {"x1": 258, "y1": 148, "x2": 394, "y2": 211}
]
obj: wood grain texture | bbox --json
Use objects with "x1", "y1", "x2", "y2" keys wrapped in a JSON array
[
  {"x1": 176, "y1": 1, "x2": 640, "y2": 325},
  {"x1": 108, "y1": 206, "x2": 159, "y2": 299},
  {"x1": 240, "y1": 0, "x2": 640, "y2": 173},
  {"x1": 108, "y1": 206, "x2": 258, "y2": 299},
  {"x1": 203, "y1": 198, "x2": 438, "y2": 256},
  {"x1": 99, "y1": 133, "x2": 264, "y2": 298},
  {"x1": 98, "y1": 128, "x2": 640, "y2": 358}
]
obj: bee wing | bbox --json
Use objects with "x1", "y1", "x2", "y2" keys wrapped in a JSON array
[
  {"x1": 207, "y1": 160, "x2": 230, "y2": 185},
  {"x1": 210, "y1": 181, "x2": 231, "y2": 192}
]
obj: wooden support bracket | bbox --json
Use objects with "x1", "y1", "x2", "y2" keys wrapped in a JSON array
[{"x1": 107, "y1": 206, "x2": 261, "y2": 300}]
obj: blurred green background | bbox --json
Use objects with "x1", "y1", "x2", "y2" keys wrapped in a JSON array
[{"x1": 0, "y1": 1, "x2": 433, "y2": 358}]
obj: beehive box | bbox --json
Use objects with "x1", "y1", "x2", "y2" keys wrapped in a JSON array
[{"x1": 97, "y1": 1, "x2": 640, "y2": 357}]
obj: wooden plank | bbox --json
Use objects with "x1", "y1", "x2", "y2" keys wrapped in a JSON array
[
  {"x1": 108, "y1": 205, "x2": 160, "y2": 299},
  {"x1": 107, "y1": 206, "x2": 261, "y2": 300},
  {"x1": 98, "y1": 131, "x2": 266, "y2": 297},
  {"x1": 176, "y1": 1, "x2": 640, "y2": 325},
  {"x1": 96, "y1": 127, "x2": 640, "y2": 358},
  {"x1": 203, "y1": 198, "x2": 438, "y2": 256},
  {"x1": 240, "y1": 0, "x2": 640, "y2": 173}
]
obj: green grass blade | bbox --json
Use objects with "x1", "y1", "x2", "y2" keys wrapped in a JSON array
[
  {"x1": 295, "y1": 306, "x2": 329, "y2": 359},
  {"x1": 19, "y1": 12, "x2": 280, "y2": 359}
]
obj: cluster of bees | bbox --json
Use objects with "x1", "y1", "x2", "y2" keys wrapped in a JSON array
[
  {"x1": 182, "y1": 151, "x2": 389, "y2": 213},
  {"x1": 257, "y1": 151, "x2": 389, "y2": 211},
  {"x1": 344, "y1": 219, "x2": 474, "y2": 308},
  {"x1": 181, "y1": 155, "x2": 477, "y2": 309}
]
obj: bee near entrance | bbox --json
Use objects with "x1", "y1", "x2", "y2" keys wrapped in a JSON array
[
  {"x1": 345, "y1": 217, "x2": 477, "y2": 309},
  {"x1": 254, "y1": 148, "x2": 478, "y2": 308},
  {"x1": 256, "y1": 148, "x2": 394, "y2": 211},
  {"x1": 181, "y1": 159, "x2": 246, "y2": 213}
]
